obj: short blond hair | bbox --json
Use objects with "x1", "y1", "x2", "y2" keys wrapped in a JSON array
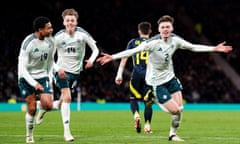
[{"x1": 62, "y1": 8, "x2": 79, "y2": 19}]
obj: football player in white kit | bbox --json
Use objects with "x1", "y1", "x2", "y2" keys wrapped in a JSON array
[
  {"x1": 36, "y1": 8, "x2": 99, "y2": 142},
  {"x1": 97, "y1": 15, "x2": 232, "y2": 141},
  {"x1": 18, "y1": 16, "x2": 55, "y2": 143}
]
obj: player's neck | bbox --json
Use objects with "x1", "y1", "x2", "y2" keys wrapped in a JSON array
[
  {"x1": 35, "y1": 32, "x2": 44, "y2": 40},
  {"x1": 140, "y1": 34, "x2": 149, "y2": 39},
  {"x1": 66, "y1": 29, "x2": 75, "y2": 35}
]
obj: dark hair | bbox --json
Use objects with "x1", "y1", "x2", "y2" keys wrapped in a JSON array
[
  {"x1": 138, "y1": 21, "x2": 152, "y2": 35},
  {"x1": 157, "y1": 15, "x2": 174, "y2": 25},
  {"x1": 33, "y1": 16, "x2": 50, "y2": 32}
]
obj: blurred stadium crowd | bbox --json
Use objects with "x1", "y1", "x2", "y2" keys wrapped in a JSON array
[{"x1": 0, "y1": 0, "x2": 240, "y2": 103}]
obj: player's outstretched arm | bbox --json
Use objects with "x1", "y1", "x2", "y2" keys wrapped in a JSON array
[
  {"x1": 96, "y1": 52, "x2": 113, "y2": 65},
  {"x1": 115, "y1": 57, "x2": 128, "y2": 85},
  {"x1": 214, "y1": 41, "x2": 233, "y2": 53}
]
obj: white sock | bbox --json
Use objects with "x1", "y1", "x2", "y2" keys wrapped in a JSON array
[
  {"x1": 36, "y1": 100, "x2": 42, "y2": 110},
  {"x1": 169, "y1": 126, "x2": 177, "y2": 136},
  {"x1": 53, "y1": 100, "x2": 60, "y2": 110},
  {"x1": 25, "y1": 113, "x2": 34, "y2": 137},
  {"x1": 38, "y1": 108, "x2": 46, "y2": 117},
  {"x1": 61, "y1": 102, "x2": 71, "y2": 135},
  {"x1": 144, "y1": 123, "x2": 150, "y2": 129},
  {"x1": 134, "y1": 112, "x2": 140, "y2": 120},
  {"x1": 169, "y1": 112, "x2": 182, "y2": 136}
]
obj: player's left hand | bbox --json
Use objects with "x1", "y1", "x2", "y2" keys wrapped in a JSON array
[{"x1": 215, "y1": 41, "x2": 233, "y2": 53}]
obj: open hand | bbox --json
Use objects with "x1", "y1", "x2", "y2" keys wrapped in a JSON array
[{"x1": 96, "y1": 52, "x2": 113, "y2": 65}]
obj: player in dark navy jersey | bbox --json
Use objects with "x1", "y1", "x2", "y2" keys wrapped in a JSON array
[{"x1": 115, "y1": 22, "x2": 153, "y2": 133}]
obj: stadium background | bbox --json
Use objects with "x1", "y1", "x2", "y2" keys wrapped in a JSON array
[{"x1": 0, "y1": 0, "x2": 240, "y2": 105}]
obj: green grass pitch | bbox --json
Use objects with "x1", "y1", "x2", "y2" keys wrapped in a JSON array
[{"x1": 0, "y1": 110, "x2": 240, "y2": 144}]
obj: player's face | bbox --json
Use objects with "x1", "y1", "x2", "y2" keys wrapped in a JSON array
[
  {"x1": 39, "y1": 22, "x2": 53, "y2": 38},
  {"x1": 158, "y1": 21, "x2": 173, "y2": 40},
  {"x1": 63, "y1": 15, "x2": 78, "y2": 34}
]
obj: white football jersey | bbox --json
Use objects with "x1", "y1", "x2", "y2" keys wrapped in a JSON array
[
  {"x1": 18, "y1": 34, "x2": 55, "y2": 87},
  {"x1": 112, "y1": 34, "x2": 215, "y2": 86},
  {"x1": 54, "y1": 27, "x2": 99, "y2": 74}
]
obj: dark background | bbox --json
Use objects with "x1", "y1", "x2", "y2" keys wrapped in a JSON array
[{"x1": 0, "y1": 0, "x2": 240, "y2": 103}]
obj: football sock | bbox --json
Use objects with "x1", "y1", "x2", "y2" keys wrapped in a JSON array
[
  {"x1": 37, "y1": 108, "x2": 46, "y2": 118},
  {"x1": 130, "y1": 99, "x2": 139, "y2": 115},
  {"x1": 144, "y1": 106, "x2": 152, "y2": 123},
  {"x1": 36, "y1": 100, "x2": 42, "y2": 110},
  {"x1": 61, "y1": 102, "x2": 71, "y2": 134},
  {"x1": 53, "y1": 100, "x2": 60, "y2": 109},
  {"x1": 144, "y1": 122, "x2": 150, "y2": 128},
  {"x1": 25, "y1": 113, "x2": 34, "y2": 137},
  {"x1": 134, "y1": 111, "x2": 140, "y2": 119},
  {"x1": 145, "y1": 120, "x2": 150, "y2": 125},
  {"x1": 169, "y1": 111, "x2": 182, "y2": 136}
]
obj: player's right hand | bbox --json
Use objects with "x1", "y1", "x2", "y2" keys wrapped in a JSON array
[
  {"x1": 58, "y1": 69, "x2": 67, "y2": 79},
  {"x1": 115, "y1": 79, "x2": 123, "y2": 85}
]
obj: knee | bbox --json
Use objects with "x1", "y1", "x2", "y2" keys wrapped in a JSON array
[
  {"x1": 45, "y1": 103, "x2": 53, "y2": 111},
  {"x1": 170, "y1": 108, "x2": 181, "y2": 115},
  {"x1": 41, "y1": 100, "x2": 53, "y2": 110},
  {"x1": 26, "y1": 96, "x2": 37, "y2": 115},
  {"x1": 61, "y1": 90, "x2": 72, "y2": 103},
  {"x1": 28, "y1": 105, "x2": 37, "y2": 116},
  {"x1": 144, "y1": 100, "x2": 153, "y2": 108},
  {"x1": 62, "y1": 95, "x2": 71, "y2": 102}
]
